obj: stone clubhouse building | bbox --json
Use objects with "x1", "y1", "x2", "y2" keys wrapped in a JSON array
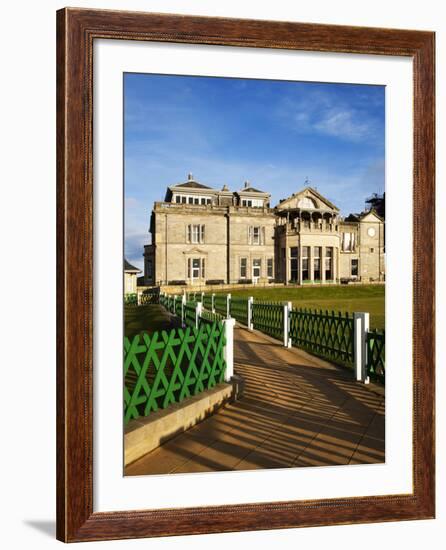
[{"x1": 143, "y1": 174, "x2": 385, "y2": 287}]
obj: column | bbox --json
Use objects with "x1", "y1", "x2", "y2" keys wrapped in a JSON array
[
  {"x1": 285, "y1": 235, "x2": 290, "y2": 285},
  {"x1": 334, "y1": 247, "x2": 338, "y2": 283},
  {"x1": 309, "y1": 246, "x2": 314, "y2": 282},
  {"x1": 298, "y1": 243, "x2": 302, "y2": 285},
  {"x1": 321, "y1": 246, "x2": 326, "y2": 283}
]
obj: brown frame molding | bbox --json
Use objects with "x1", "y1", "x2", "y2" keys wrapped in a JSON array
[{"x1": 56, "y1": 7, "x2": 435, "y2": 542}]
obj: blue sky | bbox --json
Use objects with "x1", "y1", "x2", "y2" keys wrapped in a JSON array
[{"x1": 124, "y1": 73, "x2": 385, "y2": 271}]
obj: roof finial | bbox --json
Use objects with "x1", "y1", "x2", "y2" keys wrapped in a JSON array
[
  {"x1": 244, "y1": 180, "x2": 250, "y2": 189},
  {"x1": 188, "y1": 172, "x2": 193, "y2": 181},
  {"x1": 305, "y1": 176, "x2": 310, "y2": 186}
]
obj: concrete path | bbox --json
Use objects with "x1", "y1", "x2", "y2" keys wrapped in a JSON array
[{"x1": 125, "y1": 325, "x2": 385, "y2": 475}]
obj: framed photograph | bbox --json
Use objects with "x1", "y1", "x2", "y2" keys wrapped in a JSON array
[{"x1": 56, "y1": 7, "x2": 435, "y2": 542}]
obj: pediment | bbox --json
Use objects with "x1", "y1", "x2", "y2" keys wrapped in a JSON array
[
  {"x1": 277, "y1": 187, "x2": 339, "y2": 212},
  {"x1": 360, "y1": 210, "x2": 383, "y2": 223}
]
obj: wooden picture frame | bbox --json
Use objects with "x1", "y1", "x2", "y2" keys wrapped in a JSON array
[{"x1": 56, "y1": 7, "x2": 435, "y2": 542}]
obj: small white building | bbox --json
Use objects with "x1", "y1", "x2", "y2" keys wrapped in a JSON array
[{"x1": 124, "y1": 259, "x2": 141, "y2": 295}]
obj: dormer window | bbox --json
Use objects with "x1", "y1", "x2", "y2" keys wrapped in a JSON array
[{"x1": 242, "y1": 198, "x2": 264, "y2": 207}]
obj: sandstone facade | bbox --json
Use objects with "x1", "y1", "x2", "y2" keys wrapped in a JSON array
[{"x1": 143, "y1": 175, "x2": 385, "y2": 286}]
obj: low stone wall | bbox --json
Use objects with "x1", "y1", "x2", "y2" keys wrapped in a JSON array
[{"x1": 124, "y1": 382, "x2": 237, "y2": 467}]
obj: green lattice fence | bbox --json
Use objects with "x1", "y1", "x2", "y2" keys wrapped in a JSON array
[
  {"x1": 175, "y1": 298, "x2": 183, "y2": 318},
  {"x1": 230, "y1": 297, "x2": 250, "y2": 325},
  {"x1": 187, "y1": 292, "x2": 199, "y2": 303},
  {"x1": 124, "y1": 322, "x2": 227, "y2": 424},
  {"x1": 159, "y1": 293, "x2": 168, "y2": 308},
  {"x1": 140, "y1": 291, "x2": 159, "y2": 305},
  {"x1": 203, "y1": 293, "x2": 213, "y2": 310},
  {"x1": 289, "y1": 309, "x2": 354, "y2": 367},
  {"x1": 200, "y1": 308, "x2": 225, "y2": 325},
  {"x1": 214, "y1": 294, "x2": 228, "y2": 317},
  {"x1": 252, "y1": 302, "x2": 284, "y2": 340},
  {"x1": 124, "y1": 293, "x2": 137, "y2": 305},
  {"x1": 366, "y1": 330, "x2": 385, "y2": 384},
  {"x1": 184, "y1": 302, "x2": 197, "y2": 328}
]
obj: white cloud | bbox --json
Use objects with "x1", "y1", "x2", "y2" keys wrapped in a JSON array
[
  {"x1": 314, "y1": 108, "x2": 370, "y2": 140},
  {"x1": 276, "y1": 90, "x2": 380, "y2": 143}
]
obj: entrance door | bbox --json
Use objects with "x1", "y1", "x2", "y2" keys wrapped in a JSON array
[{"x1": 252, "y1": 259, "x2": 261, "y2": 283}]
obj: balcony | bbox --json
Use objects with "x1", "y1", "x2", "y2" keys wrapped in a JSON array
[{"x1": 280, "y1": 221, "x2": 339, "y2": 235}]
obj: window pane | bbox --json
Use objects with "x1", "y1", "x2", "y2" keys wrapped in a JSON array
[
  {"x1": 240, "y1": 258, "x2": 247, "y2": 278},
  {"x1": 192, "y1": 225, "x2": 199, "y2": 243},
  {"x1": 267, "y1": 258, "x2": 273, "y2": 277}
]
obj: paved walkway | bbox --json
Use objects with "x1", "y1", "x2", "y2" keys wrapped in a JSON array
[{"x1": 125, "y1": 326, "x2": 385, "y2": 475}]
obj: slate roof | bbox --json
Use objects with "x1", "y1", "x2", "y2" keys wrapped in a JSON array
[
  {"x1": 173, "y1": 180, "x2": 213, "y2": 190},
  {"x1": 240, "y1": 186, "x2": 267, "y2": 194},
  {"x1": 124, "y1": 259, "x2": 141, "y2": 273}
]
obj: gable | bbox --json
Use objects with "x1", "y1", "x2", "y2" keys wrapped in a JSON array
[
  {"x1": 277, "y1": 187, "x2": 339, "y2": 212},
  {"x1": 174, "y1": 181, "x2": 212, "y2": 190},
  {"x1": 360, "y1": 210, "x2": 383, "y2": 223}
]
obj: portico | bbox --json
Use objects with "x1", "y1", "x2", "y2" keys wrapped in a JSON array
[{"x1": 276, "y1": 187, "x2": 340, "y2": 285}]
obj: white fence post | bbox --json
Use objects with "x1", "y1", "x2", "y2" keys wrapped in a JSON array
[
  {"x1": 196, "y1": 302, "x2": 203, "y2": 329},
  {"x1": 226, "y1": 293, "x2": 231, "y2": 319},
  {"x1": 247, "y1": 297, "x2": 254, "y2": 330},
  {"x1": 286, "y1": 301, "x2": 292, "y2": 347},
  {"x1": 353, "y1": 312, "x2": 370, "y2": 382},
  {"x1": 223, "y1": 318, "x2": 236, "y2": 381},
  {"x1": 211, "y1": 293, "x2": 215, "y2": 313},
  {"x1": 283, "y1": 302, "x2": 292, "y2": 347}
]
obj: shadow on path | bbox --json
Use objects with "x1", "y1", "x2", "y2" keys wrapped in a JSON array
[{"x1": 126, "y1": 325, "x2": 384, "y2": 475}]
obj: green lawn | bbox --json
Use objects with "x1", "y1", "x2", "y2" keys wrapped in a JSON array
[
  {"x1": 226, "y1": 284, "x2": 385, "y2": 330},
  {"x1": 124, "y1": 304, "x2": 181, "y2": 338}
]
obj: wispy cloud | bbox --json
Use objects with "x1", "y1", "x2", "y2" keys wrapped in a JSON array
[{"x1": 275, "y1": 88, "x2": 382, "y2": 142}]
